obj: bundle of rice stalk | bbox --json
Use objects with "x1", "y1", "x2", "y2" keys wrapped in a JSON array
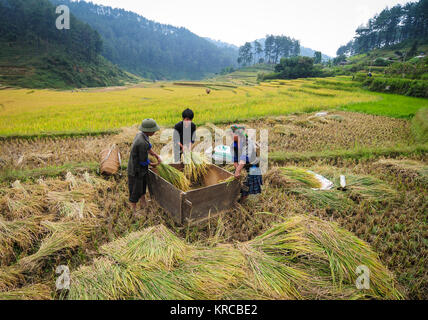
[
  {"x1": 374, "y1": 159, "x2": 428, "y2": 187},
  {"x1": 68, "y1": 257, "x2": 193, "y2": 300},
  {"x1": 238, "y1": 244, "x2": 308, "y2": 300},
  {"x1": 0, "y1": 283, "x2": 52, "y2": 300},
  {"x1": 174, "y1": 245, "x2": 247, "y2": 300},
  {"x1": 18, "y1": 220, "x2": 97, "y2": 271},
  {"x1": 273, "y1": 125, "x2": 296, "y2": 137},
  {"x1": 182, "y1": 152, "x2": 210, "y2": 183},
  {"x1": 305, "y1": 216, "x2": 403, "y2": 299},
  {"x1": 344, "y1": 175, "x2": 398, "y2": 204},
  {"x1": 291, "y1": 188, "x2": 354, "y2": 213},
  {"x1": 65, "y1": 172, "x2": 78, "y2": 189},
  {"x1": 157, "y1": 163, "x2": 190, "y2": 191},
  {"x1": 265, "y1": 167, "x2": 322, "y2": 190},
  {"x1": 5, "y1": 196, "x2": 45, "y2": 220},
  {"x1": 0, "y1": 216, "x2": 45, "y2": 264},
  {"x1": 0, "y1": 266, "x2": 24, "y2": 291},
  {"x1": 47, "y1": 190, "x2": 100, "y2": 219},
  {"x1": 101, "y1": 225, "x2": 189, "y2": 269},
  {"x1": 66, "y1": 217, "x2": 403, "y2": 300}
]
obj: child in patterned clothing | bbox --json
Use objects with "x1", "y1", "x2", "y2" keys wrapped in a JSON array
[{"x1": 230, "y1": 125, "x2": 263, "y2": 202}]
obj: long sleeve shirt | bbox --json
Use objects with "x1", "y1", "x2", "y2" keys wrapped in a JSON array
[{"x1": 127, "y1": 132, "x2": 152, "y2": 177}]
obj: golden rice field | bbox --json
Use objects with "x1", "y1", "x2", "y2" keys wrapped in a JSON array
[
  {"x1": 0, "y1": 76, "x2": 427, "y2": 301},
  {"x1": 0, "y1": 77, "x2": 381, "y2": 136}
]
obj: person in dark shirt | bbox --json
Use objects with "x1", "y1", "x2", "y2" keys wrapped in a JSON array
[
  {"x1": 128, "y1": 118, "x2": 162, "y2": 214},
  {"x1": 173, "y1": 108, "x2": 197, "y2": 163},
  {"x1": 231, "y1": 124, "x2": 263, "y2": 203}
]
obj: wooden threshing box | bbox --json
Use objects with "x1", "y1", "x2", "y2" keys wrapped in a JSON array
[{"x1": 148, "y1": 164, "x2": 240, "y2": 225}]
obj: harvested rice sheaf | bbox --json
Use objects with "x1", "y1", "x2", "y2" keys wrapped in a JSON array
[
  {"x1": 265, "y1": 167, "x2": 322, "y2": 189},
  {"x1": 67, "y1": 218, "x2": 403, "y2": 300},
  {"x1": 0, "y1": 216, "x2": 46, "y2": 265},
  {"x1": 0, "y1": 283, "x2": 52, "y2": 300},
  {"x1": 182, "y1": 152, "x2": 210, "y2": 183},
  {"x1": 18, "y1": 220, "x2": 98, "y2": 271},
  {"x1": 157, "y1": 163, "x2": 190, "y2": 191},
  {"x1": 374, "y1": 159, "x2": 428, "y2": 187}
]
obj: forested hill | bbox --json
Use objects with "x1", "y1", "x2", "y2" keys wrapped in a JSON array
[
  {"x1": 0, "y1": 0, "x2": 137, "y2": 88},
  {"x1": 51, "y1": 0, "x2": 238, "y2": 80},
  {"x1": 337, "y1": 0, "x2": 428, "y2": 56}
]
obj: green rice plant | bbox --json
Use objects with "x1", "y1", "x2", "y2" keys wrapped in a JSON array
[
  {"x1": 157, "y1": 163, "x2": 190, "y2": 191},
  {"x1": 0, "y1": 283, "x2": 52, "y2": 300},
  {"x1": 411, "y1": 108, "x2": 428, "y2": 143},
  {"x1": 182, "y1": 152, "x2": 210, "y2": 183}
]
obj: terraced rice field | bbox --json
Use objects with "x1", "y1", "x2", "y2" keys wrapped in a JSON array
[{"x1": 0, "y1": 76, "x2": 427, "y2": 300}]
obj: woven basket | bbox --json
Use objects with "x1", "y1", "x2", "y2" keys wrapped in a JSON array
[{"x1": 100, "y1": 145, "x2": 121, "y2": 175}]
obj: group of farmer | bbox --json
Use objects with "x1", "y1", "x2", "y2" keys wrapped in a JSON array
[{"x1": 128, "y1": 109, "x2": 263, "y2": 213}]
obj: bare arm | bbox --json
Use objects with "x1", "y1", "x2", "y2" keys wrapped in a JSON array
[{"x1": 234, "y1": 160, "x2": 246, "y2": 178}]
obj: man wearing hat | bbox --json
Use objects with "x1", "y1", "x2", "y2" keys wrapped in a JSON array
[{"x1": 128, "y1": 119, "x2": 162, "y2": 214}]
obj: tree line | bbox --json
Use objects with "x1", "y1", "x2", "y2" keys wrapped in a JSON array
[
  {"x1": 337, "y1": 0, "x2": 428, "y2": 56},
  {"x1": 0, "y1": 0, "x2": 102, "y2": 61},
  {"x1": 51, "y1": 0, "x2": 238, "y2": 80},
  {"x1": 238, "y1": 35, "x2": 301, "y2": 66}
]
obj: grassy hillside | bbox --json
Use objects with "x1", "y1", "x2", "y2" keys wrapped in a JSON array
[
  {"x1": 343, "y1": 41, "x2": 428, "y2": 74},
  {"x1": 0, "y1": 42, "x2": 140, "y2": 89},
  {"x1": 0, "y1": 0, "x2": 140, "y2": 89}
]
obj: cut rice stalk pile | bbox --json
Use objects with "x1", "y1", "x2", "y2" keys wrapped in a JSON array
[
  {"x1": 0, "y1": 216, "x2": 46, "y2": 265},
  {"x1": 67, "y1": 217, "x2": 402, "y2": 300},
  {"x1": 18, "y1": 220, "x2": 98, "y2": 271},
  {"x1": 273, "y1": 125, "x2": 296, "y2": 137},
  {"x1": 344, "y1": 175, "x2": 398, "y2": 204},
  {"x1": 291, "y1": 188, "x2": 354, "y2": 212},
  {"x1": 182, "y1": 152, "x2": 210, "y2": 183},
  {"x1": 0, "y1": 283, "x2": 52, "y2": 300},
  {"x1": 0, "y1": 266, "x2": 24, "y2": 291},
  {"x1": 265, "y1": 167, "x2": 322, "y2": 189},
  {"x1": 374, "y1": 159, "x2": 428, "y2": 187},
  {"x1": 157, "y1": 163, "x2": 190, "y2": 191}
]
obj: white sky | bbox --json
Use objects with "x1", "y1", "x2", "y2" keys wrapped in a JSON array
[{"x1": 86, "y1": 0, "x2": 417, "y2": 56}]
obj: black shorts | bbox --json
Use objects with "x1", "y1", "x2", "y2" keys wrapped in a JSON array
[{"x1": 128, "y1": 174, "x2": 147, "y2": 203}]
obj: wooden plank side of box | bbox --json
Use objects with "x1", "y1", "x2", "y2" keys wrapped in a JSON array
[
  {"x1": 182, "y1": 179, "x2": 240, "y2": 223},
  {"x1": 148, "y1": 170, "x2": 183, "y2": 224}
]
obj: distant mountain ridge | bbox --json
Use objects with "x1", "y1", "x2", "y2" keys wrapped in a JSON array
[
  {"x1": 51, "y1": 0, "x2": 238, "y2": 80},
  {"x1": 0, "y1": 0, "x2": 136, "y2": 89}
]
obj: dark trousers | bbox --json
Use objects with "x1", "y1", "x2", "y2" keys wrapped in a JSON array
[{"x1": 128, "y1": 173, "x2": 148, "y2": 203}]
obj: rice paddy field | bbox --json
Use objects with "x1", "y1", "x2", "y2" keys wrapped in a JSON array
[{"x1": 0, "y1": 75, "x2": 427, "y2": 300}]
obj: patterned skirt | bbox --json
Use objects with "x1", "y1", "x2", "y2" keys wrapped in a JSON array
[{"x1": 241, "y1": 174, "x2": 263, "y2": 196}]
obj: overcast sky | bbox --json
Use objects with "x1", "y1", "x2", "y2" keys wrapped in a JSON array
[{"x1": 86, "y1": 0, "x2": 416, "y2": 56}]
